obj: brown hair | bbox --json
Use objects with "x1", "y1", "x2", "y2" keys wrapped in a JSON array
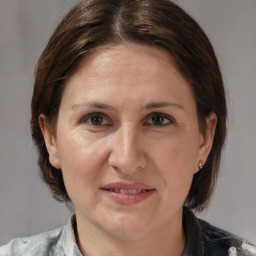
[{"x1": 31, "y1": 0, "x2": 227, "y2": 212}]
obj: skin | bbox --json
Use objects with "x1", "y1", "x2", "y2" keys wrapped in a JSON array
[{"x1": 40, "y1": 44, "x2": 217, "y2": 256}]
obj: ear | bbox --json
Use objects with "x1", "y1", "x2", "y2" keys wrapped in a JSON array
[
  {"x1": 38, "y1": 114, "x2": 61, "y2": 169},
  {"x1": 195, "y1": 112, "x2": 217, "y2": 173}
]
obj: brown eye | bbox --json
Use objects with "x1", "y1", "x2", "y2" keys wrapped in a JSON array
[
  {"x1": 151, "y1": 115, "x2": 164, "y2": 125},
  {"x1": 89, "y1": 115, "x2": 103, "y2": 125},
  {"x1": 147, "y1": 114, "x2": 173, "y2": 126},
  {"x1": 83, "y1": 113, "x2": 109, "y2": 126}
]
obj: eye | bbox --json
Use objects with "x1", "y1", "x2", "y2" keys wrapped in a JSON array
[
  {"x1": 146, "y1": 113, "x2": 174, "y2": 126},
  {"x1": 82, "y1": 113, "x2": 109, "y2": 126}
]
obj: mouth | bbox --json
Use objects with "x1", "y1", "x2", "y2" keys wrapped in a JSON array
[
  {"x1": 100, "y1": 182, "x2": 155, "y2": 204},
  {"x1": 102, "y1": 188, "x2": 150, "y2": 194}
]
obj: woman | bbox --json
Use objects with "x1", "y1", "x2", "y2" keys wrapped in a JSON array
[{"x1": 0, "y1": 0, "x2": 255, "y2": 255}]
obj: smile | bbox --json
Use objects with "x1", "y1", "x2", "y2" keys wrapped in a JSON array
[
  {"x1": 101, "y1": 182, "x2": 155, "y2": 204},
  {"x1": 105, "y1": 188, "x2": 148, "y2": 194}
]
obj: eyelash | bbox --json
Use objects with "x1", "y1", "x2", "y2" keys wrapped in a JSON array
[
  {"x1": 144, "y1": 112, "x2": 174, "y2": 126},
  {"x1": 81, "y1": 112, "x2": 174, "y2": 128},
  {"x1": 81, "y1": 112, "x2": 110, "y2": 127}
]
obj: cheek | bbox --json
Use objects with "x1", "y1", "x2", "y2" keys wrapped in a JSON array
[
  {"x1": 154, "y1": 136, "x2": 197, "y2": 169},
  {"x1": 57, "y1": 128, "x2": 107, "y2": 165},
  {"x1": 56, "y1": 131, "x2": 109, "y2": 197},
  {"x1": 152, "y1": 135, "x2": 199, "y2": 187}
]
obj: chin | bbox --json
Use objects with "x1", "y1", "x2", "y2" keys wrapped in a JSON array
[{"x1": 99, "y1": 213, "x2": 151, "y2": 240}]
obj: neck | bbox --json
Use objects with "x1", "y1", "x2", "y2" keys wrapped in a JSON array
[{"x1": 75, "y1": 210, "x2": 185, "y2": 256}]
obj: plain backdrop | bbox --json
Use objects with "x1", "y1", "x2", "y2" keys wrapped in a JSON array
[{"x1": 0, "y1": 0, "x2": 255, "y2": 245}]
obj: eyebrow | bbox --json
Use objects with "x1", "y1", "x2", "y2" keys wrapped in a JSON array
[
  {"x1": 145, "y1": 101, "x2": 184, "y2": 110},
  {"x1": 71, "y1": 102, "x2": 115, "y2": 111},
  {"x1": 71, "y1": 101, "x2": 184, "y2": 111}
]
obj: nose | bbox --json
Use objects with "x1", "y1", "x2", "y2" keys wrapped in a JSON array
[{"x1": 108, "y1": 125, "x2": 147, "y2": 174}]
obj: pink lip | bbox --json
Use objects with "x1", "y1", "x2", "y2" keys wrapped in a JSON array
[
  {"x1": 101, "y1": 182, "x2": 155, "y2": 205},
  {"x1": 101, "y1": 182, "x2": 154, "y2": 190}
]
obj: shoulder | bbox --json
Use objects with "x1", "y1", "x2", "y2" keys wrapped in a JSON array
[
  {"x1": 198, "y1": 218, "x2": 256, "y2": 256},
  {"x1": 0, "y1": 226, "x2": 65, "y2": 256}
]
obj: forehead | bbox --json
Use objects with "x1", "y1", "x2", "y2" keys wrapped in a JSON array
[
  {"x1": 69, "y1": 44, "x2": 189, "y2": 86},
  {"x1": 61, "y1": 43, "x2": 195, "y2": 111},
  {"x1": 74, "y1": 44, "x2": 176, "y2": 79}
]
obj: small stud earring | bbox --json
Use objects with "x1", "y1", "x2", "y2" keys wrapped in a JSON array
[{"x1": 198, "y1": 161, "x2": 203, "y2": 170}]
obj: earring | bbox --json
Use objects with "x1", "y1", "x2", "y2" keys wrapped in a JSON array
[{"x1": 198, "y1": 161, "x2": 203, "y2": 170}]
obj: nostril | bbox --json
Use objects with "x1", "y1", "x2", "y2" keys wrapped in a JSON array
[{"x1": 110, "y1": 165, "x2": 122, "y2": 173}]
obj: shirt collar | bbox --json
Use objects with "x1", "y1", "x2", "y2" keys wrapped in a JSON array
[{"x1": 61, "y1": 215, "x2": 83, "y2": 256}]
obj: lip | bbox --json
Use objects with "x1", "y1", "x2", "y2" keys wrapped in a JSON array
[
  {"x1": 101, "y1": 182, "x2": 155, "y2": 205},
  {"x1": 101, "y1": 182, "x2": 154, "y2": 190}
]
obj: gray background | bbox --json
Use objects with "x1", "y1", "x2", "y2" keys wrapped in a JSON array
[{"x1": 0, "y1": 0, "x2": 255, "y2": 246}]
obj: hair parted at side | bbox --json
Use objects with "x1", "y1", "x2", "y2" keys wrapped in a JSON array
[{"x1": 31, "y1": 0, "x2": 227, "y2": 212}]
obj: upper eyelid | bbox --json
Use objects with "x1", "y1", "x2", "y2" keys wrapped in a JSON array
[
  {"x1": 145, "y1": 112, "x2": 175, "y2": 121},
  {"x1": 85, "y1": 112, "x2": 106, "y2": 117}
]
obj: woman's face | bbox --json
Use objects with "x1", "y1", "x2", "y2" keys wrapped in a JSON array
[{"x1": 41, "y1": 44, "x2": 216, "y2": 240}]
